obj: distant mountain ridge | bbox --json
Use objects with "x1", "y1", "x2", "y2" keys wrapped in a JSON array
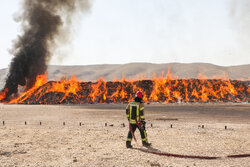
[{"x1": 1, "y1": 63, "x2": 250, "y2": 89}]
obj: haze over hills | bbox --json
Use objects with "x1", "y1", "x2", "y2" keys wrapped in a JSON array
[{"x1": 0, "y1": 63, "x2": 250, "y2": 89}]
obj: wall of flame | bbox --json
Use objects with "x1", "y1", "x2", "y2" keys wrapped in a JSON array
[{"x1": 3, "y1": 74, "x2": 248, "y2": 104}]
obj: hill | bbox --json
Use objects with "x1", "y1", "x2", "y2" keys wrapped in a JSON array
[{"x1": 1, "y1": 63, "x2": 250, "y2": 89}]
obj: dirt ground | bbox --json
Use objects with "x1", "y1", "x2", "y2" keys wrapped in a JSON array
[{"x1": 0, "y1": 103, "x2": 250, "y2": 167}]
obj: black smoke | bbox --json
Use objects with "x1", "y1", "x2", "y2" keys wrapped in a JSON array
[{"x1": 2, "y1": 0, "x2": 91, "y2": 99}]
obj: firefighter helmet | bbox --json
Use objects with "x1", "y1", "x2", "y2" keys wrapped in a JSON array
[{"x1": 135, "y1": 91, "x2": 143, "y2": 98}]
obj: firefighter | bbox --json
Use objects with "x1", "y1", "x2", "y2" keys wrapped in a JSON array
[{"x1": 126, "y1": 91, "x2": 151, "y2": 148}]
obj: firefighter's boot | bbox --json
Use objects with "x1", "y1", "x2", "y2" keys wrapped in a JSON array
[
  {"x1": 126, "y1": 141, "x2": 133, "y2": 148},
  {"x1": 142, "y1": 141, "x2": 151, "y2": 147}
]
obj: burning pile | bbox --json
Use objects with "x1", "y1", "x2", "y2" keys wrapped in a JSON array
[{"x1": 1, "y1": 73, "x2": 249, "y2": 104}]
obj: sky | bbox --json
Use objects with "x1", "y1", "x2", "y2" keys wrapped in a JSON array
[{"x1": 0, "y1": 0, "x2": 250, "y2": 69}]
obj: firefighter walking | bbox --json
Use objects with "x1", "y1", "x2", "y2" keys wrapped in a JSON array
[{"x1": 126, "y1": 91, "x2": 151, "y2": 148}]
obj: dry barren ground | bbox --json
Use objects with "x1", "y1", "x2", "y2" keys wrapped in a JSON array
[{"x1": 0, "y1": 103, "x2": 250, "y2": 167}]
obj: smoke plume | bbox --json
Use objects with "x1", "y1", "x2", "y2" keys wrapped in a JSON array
[
  {"x1": 2, "y1": 0, "x2": 91, "y2": 99},
  {"x1": 230, "y1": 0, "x2": 250, "y2": 59}
]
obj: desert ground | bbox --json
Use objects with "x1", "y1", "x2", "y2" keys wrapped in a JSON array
[{"x1": 0, "y1": 103, "x2": 250, "y2": 167}]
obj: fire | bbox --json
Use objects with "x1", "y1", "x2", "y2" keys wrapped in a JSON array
[
  {"x1": 9, "y1": 73, "x2": 48, "y2": 104},
  {"x1": 0, "y1": 88, "x2": 8, "y2": 101},
  {"x1": 111, "y1": 84, "x2": 127, "y2": 103},
  {"x1": 88, "y1": 77, "x2": 107, "y2": 103},
  {"x1": 0, "y1": 71, "x2": 249, "y2": 104}
]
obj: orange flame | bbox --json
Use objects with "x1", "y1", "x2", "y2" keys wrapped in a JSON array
[
  {"x1": 0, "y1": 88, "x2": 8, "y2": 101},
  {"x1": 9, "y1": 73, "x2": 48, "y2": 104},
  {"x1": 1, "y1": 70, "x2": 248, "y2": 104},
  {"x1": 247, "y1": 87, "x2": 250, "y2": 95},
  {"x1": 89, "y1": 77, "x2": 107, "y2": 103}
]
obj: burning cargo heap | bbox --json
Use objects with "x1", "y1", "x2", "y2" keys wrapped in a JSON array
[{"x1": 0, "y1": 73, "x2": 249, "y2": 104}]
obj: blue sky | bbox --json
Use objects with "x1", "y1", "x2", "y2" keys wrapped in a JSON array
[{"x1": 0, "y1": 0, "x2": 250, "y2": 69}]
